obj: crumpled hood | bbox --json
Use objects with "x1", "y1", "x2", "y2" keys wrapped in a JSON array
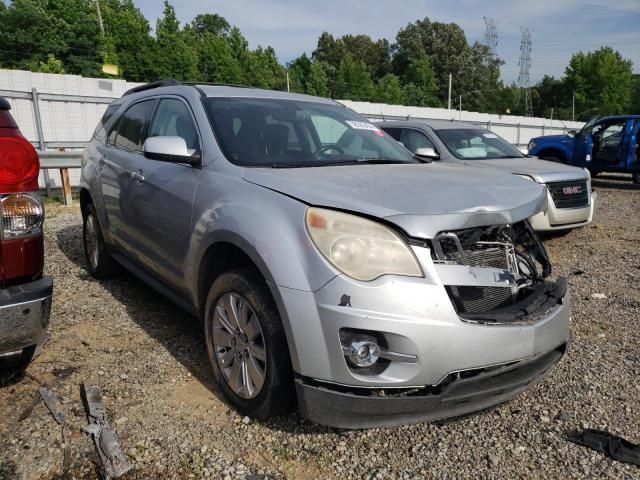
[
  {"x1": 460, "y1": 157, "x2": 589, "y2": 183},
  {"x1": 243, "y1": 163, "x2": 547, "y2": 238}
]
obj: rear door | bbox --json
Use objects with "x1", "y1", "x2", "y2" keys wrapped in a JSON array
[
  {"x1": 100, "y1": 99, "x2": 156, "y2": 255},
  {"x1": 124, "y1": 97, "x2": 201, "y2": 294}
]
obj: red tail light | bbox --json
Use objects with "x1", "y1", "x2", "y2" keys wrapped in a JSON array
[{"x1": 0, "y1": 135, "x2": 40, "y2": 192}]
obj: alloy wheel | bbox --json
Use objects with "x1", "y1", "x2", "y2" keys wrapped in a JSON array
[{"x1": 211, "y1": 292, "x2": 267, "y2": 399}]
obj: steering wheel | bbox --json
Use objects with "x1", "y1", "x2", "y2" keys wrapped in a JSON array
[{"x1": 314, "y1": 144, "x2": 344, "y2": 159}]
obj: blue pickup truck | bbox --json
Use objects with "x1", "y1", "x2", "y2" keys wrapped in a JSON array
[{"x1": 527, "y1": 115, "x2": 640, "y2": 183}]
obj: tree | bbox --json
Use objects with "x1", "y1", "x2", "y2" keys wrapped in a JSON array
[
  {"x1": 565, "y1": 47, "x2": 633, "y2": 117},
  {"x1": 376, "y1": 74, "x2": 405, "y2": 104},
  {"x1": 39, "y1": 54, "x2": 65, "y2": 74},
  {"x1": 155, "y1": 1, "x2": 197, "y2": 80},
  {"x1": 631, "y1": 75, "x2": 640, "y2": 113},
  {"x1": 312, "y1": 32, "x2": 345, "y2": 70},
  {"x1": 306, "y1": 60, "x2": 330, "y2": 97},
  {"x1": 393, "y1": 17, "x2": 500, "y2": 110},
  {"x1": 335, "y1": 54, "x2": 374, "y2": 101},
  {"x1": 245, "y1": 46, "x2": 286, "y2": 90},
  {"x1": 341, "y1": 34, "x2": 391, "y2": 79},
  {"x1": 287, "y1": 53, "x2": 312, "y2": 93},
  {"x1": 402, "y1": 53, "x2": 438, "y2": 106},
  {"x1": 190, "y1": 13, "x2": 230, "y2": 37}
]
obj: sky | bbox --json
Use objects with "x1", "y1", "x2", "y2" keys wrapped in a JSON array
[{"x1": 135, "y1": 0, "x2": 640, "y2": 84}]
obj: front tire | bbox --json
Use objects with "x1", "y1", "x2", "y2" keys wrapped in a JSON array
[
  {"x1": 540, "y1": 155, "x2": 563, "y2": 163},
  {"x1": 204, "y1": 268, "x2": 293, "y2": 420},
  {"x1": 82, "y1": 204, "x2": 120, "y2": 279}
]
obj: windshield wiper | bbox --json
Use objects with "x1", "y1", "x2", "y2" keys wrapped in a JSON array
[{"x1": 270, "y1": 159, "x2": 413, "y2": 168}]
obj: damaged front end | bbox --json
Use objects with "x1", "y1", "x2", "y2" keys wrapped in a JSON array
[{"x1": 430, "y1": 221, "x2": 566, "y2": 324}]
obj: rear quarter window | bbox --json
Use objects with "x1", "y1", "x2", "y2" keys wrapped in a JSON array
[{"x1": 92, "y1": 103, "x2": 120, "y2": 137}]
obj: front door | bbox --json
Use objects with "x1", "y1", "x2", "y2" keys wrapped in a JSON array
[
  {"x1": 99, "y1": 99, "x2": 156, "y2": 255},
  {"x1": 125, "y1": 97, "x2": 202, "y2": 294},
  {"x1": 590, "y1": 120, "x2": 627, "y2": 168}
]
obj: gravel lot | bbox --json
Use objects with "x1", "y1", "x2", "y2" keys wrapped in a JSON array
[{"x1": 1, "y1": 174, "x2": 639, "y2": 479}]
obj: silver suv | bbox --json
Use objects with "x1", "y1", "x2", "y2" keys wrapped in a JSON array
[{"x1": 80, "y1": 81, "x2": 570, "y2": 428}]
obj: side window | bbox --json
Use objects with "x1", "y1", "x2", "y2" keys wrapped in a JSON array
[
  {"x1": 109, "y1": 100, "x2": 154, "y2": 152},
  {"x1": 93, "y1": 103, "x2": 120, "y2": 137},
  {"x1": 400, "y1": 129, "x2": 437, "y2": 153},
  {"x1": 148, "y1": 98, "x2": 200, "y2": 153},
  {"x1": 382, "y1": 127, "x2": 403, "y2": 141}
]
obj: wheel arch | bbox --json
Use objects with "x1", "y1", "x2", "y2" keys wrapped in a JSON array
[
  {"x1": 195, "y1": 234, "x2": 302, "y2": 371},
  {"x1": 536, "y1": 148, "x2": 567, "y2": 163}
]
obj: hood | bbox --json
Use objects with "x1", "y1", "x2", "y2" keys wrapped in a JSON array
[
  {"x1": 460, "y1": 157, "x2": 589, "y2": 183},
  {"x1": 243, "y1": 163, "x2": 547, "y2": 238},
  {"x1": 532, "y1": 134, "x2": 572, "y2": 142}
]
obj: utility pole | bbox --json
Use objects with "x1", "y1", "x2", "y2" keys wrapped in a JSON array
[
  {"x1": 516, "y1": 27, "x2": 533, "y2": 117},
  {"x1": 572, "y1": 93, "x2": 575, "y2": 121},
  {"x1": 448, "y1": 74, "x2": 452, "y2": 114},
  {"x1": 286, "y1": 71, "x2": 290, "y2": 92},
  {"x1": 95, "y1": 0, "x2": 105, "y2": 34}
]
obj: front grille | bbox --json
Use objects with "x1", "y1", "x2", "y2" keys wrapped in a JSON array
[
  {"x1": 547, "y1": 180, "x2": 589, "y2": 209},
  {"x1": 446, "y1": 286, "x2": 514, "y2": 314}
]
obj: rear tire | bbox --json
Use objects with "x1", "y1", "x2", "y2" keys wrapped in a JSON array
[
  {"x1": 204, "y1": 267, "x2": 293, "y2": 420},
  {"x1": 82, "y1": 204, "x2": 120, "y2": 279},
  {"x1": 633, "y1": 172, "x2": 639, "y2": 185}
]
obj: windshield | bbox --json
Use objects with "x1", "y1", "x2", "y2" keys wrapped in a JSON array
[
  {"x1": 435, "y1": 128, "x2": 525, "y2": 160},
  {"x1": 205, "y1": 97, "x2": 416, "y2": 167}
]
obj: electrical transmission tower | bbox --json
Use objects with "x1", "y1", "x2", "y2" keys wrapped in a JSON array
[
  {"x1": 483, "y1": 17, "x2": 498, "y2": 56},
  {"x1": 516, "y1": 27, "x2": 533, "y2": 116}
]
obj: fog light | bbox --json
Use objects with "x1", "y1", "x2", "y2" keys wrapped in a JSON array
[{"x1": 346, "y1": 339, "x2": 380, "y2": 367}]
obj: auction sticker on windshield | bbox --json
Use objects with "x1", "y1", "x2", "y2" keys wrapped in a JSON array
[{"x1": 346, "y1": 121, "x2": 384, "y2": 136}]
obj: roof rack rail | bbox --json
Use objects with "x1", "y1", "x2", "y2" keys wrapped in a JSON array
[
  {"x1": 181, "y1": 81, "x2": 257, "y2": 89},
  {"x1": 123, "y1": 79, "x2": 181, "y2": 96}
]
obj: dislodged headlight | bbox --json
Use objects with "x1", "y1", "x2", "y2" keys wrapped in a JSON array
[
  {"x1": 305, "y1": 207, "x2": 423, "y2": 281},
  {"x1": 1, "y1": 193, "x2": 44, "y2": 238}
]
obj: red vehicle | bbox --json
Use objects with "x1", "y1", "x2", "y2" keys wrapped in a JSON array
[{"x1": 0, "y1": 96, "x2": 52, "y2": 368}]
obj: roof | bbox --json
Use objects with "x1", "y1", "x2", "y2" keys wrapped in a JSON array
[
  {"x1": 121, "y1": 79, "x2": 338, "y2": 105},
  {"x1": 0, "y1": 97, "x2": 10, "y2": 110},
  {"x1": 375, "y1": 119, "x2": 483, "y2": 131}
]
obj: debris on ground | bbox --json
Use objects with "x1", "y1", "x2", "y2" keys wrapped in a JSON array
[
  {"x1": 81, "y1": 384, "x2": 133, "y2": 479},
  {"x1": 568, "y1": 429, "x2": 640, "y2": 466}
]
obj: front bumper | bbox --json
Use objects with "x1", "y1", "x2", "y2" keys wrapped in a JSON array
[
  {"x1": 0, "y1": 276, "x2": 53, "y2": 362},
  {"x1": 274, "y1": 239, "x2": 570, "y2": 427},
  {"x1": 297, "y1": 343, "x2": 566, "y2": 429},
  {"x1": 529, "y1": 188, "x2": 597, "y2": 232}
]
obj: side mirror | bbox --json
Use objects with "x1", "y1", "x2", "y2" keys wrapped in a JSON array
[
  {"x1": 143, "y1": 136, "x2": 199, "y2": 164},
  {"x1": 567, "y1": 129, "x2": 578, "y2": 137},
  {"x1": 414, "y1": 147, "x2": 440, "y2": 160}
]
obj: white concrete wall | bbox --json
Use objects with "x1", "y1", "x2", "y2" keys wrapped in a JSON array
[{"x1": 0, "y1": 69, "x2": 584, "y2": 191}]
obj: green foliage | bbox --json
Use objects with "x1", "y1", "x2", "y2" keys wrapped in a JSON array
[
  {"x1": 0, "y1": 1, "x2": 635, "y2": 119},
  {"x1": 376, "y1": 74, "x2": 405, "y2": 104},
  {"x1": 306, "y1": 60, "x2": 330, "y2": 97},
  {"x1": 39, "y1": 54, "x2": 65, "y2": 74},
  {"x1": 155, "y1": 1, "x2": 197, "y2": 80},
  {"x1": 335, "y1": 54, "x2": 374, "y2": 101},
  {"x1": 565, "y1": 47, "x2": 633, "y2": 118}
]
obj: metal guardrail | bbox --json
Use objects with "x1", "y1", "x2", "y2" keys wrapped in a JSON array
[{"x1": 38, "y1": 151, "x2": 82, "y2": 206}]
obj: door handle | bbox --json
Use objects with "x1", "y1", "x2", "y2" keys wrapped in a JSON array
[{"x1": 131, "y1": 171, "x2": 145, "y2": 183}]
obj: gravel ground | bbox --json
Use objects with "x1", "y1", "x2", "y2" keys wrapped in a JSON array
[{"x1": 1, "y1": 174, "x2": 639, "y2": 480}]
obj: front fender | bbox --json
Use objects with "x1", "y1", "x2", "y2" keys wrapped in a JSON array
[{"x1": 185, "y1": 170, "x2": 338, "y2": 304}]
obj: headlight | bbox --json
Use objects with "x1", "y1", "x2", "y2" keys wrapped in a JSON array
[
  {"x1": 528, "y1": 141, "x2": 536, "y2": 150},
  {"x1": 305, "y1": 207, "x2": 423, "y2": 281}
]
